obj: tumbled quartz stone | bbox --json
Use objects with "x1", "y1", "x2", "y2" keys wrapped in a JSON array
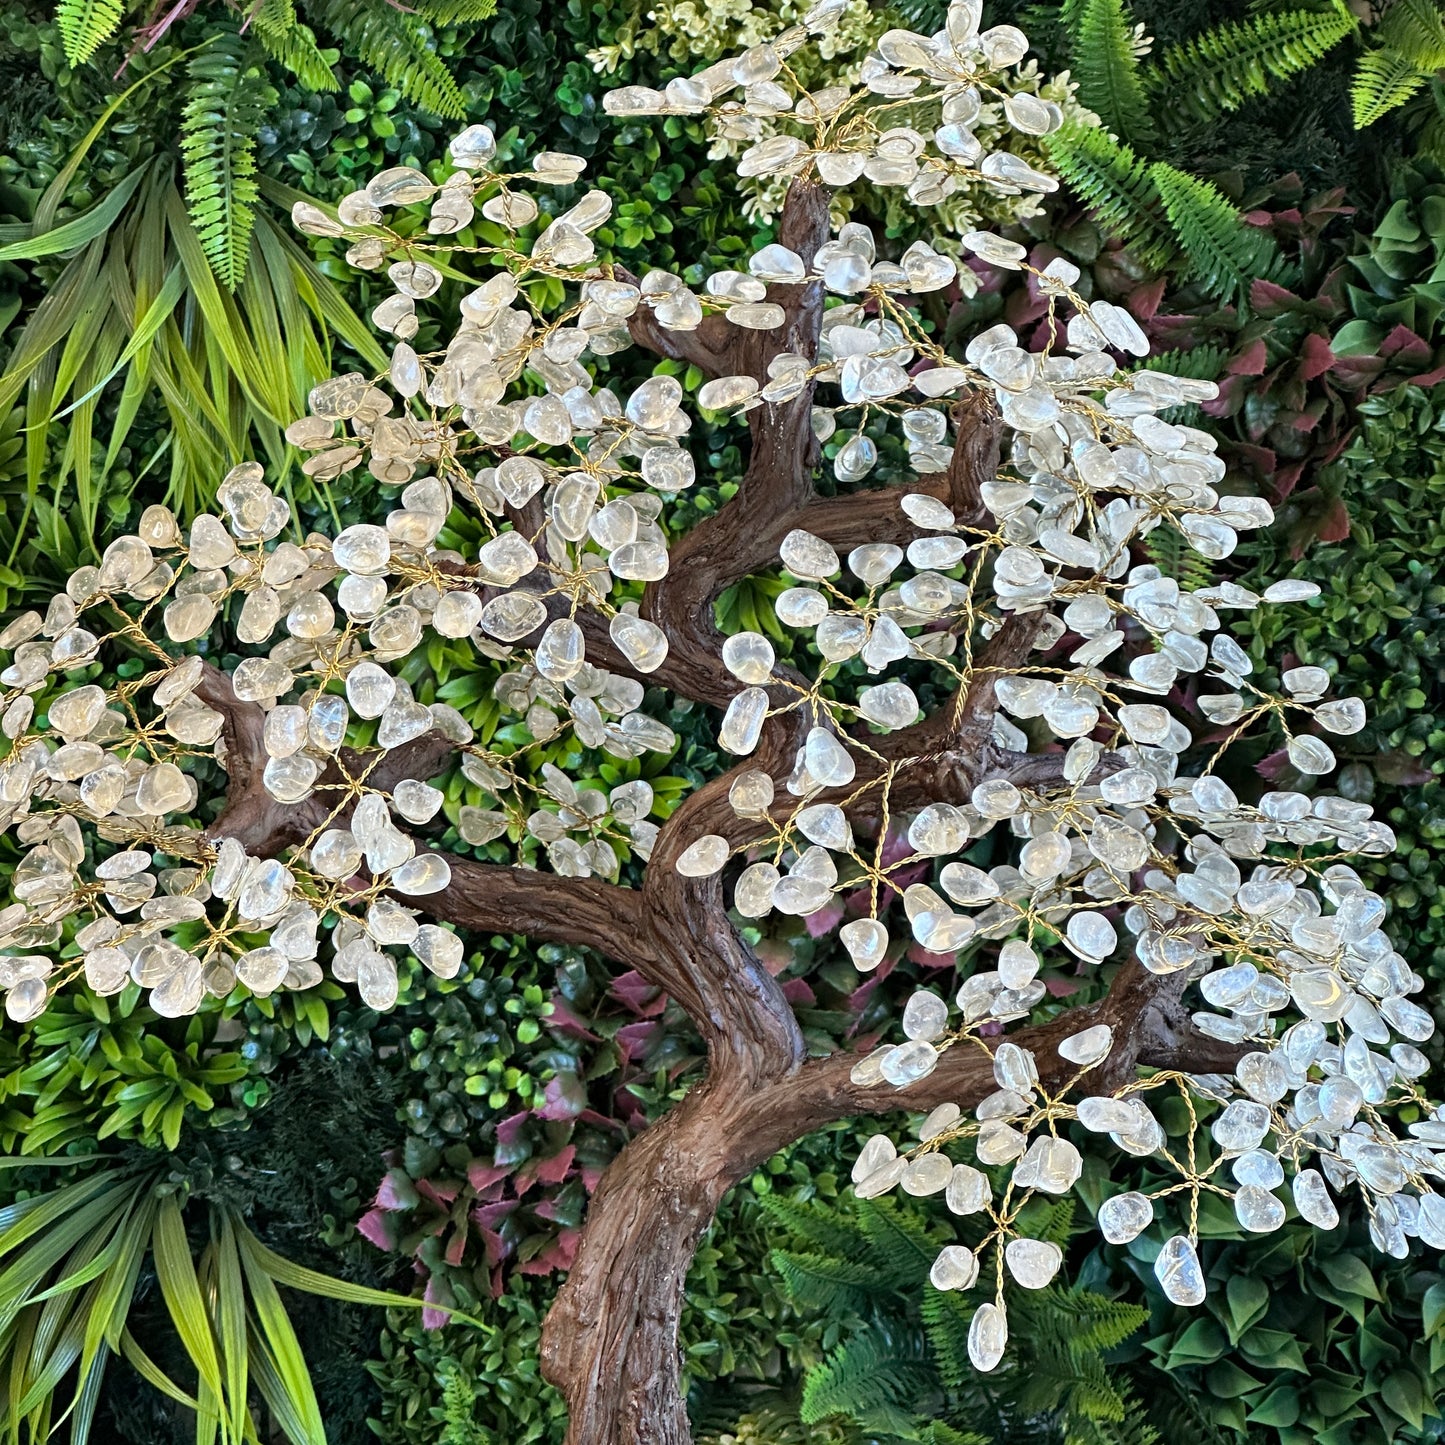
[
  {"x1": 857, "y1": 681, "x2": 918, "y2": 731},
  {"x1": 1058, "y1": 1024, "x2": 1113, "y2": 1067},
  {"x1": 1005, "y1": 1237, "x2": 1062, "y2": 1289},
  {"x1": 609, "y1": 612, "x2": 669, "y2": 673},
  {"x1": 853, "y1": 1156, "x2": 907, "y2": 1199},
  {"x1": 840, "y1": 917, "x2": 888, "y2": 971},
  {"x1": 720, "y1": 688, "x2": 769, "y2": 755},
  {"x1": 390, "y1": 853, "x2": 451, "y2": 895},
  {"x1": 902, "y1": 989, "x2": 948, "y2": 1042},
  {"x1": 968, "y1": 1302, "x2": 1008, "y2": 1372},
  {"x1": 722, "y1": 631, "x2": 775, "y2": 684},
  {"x1": 779, "y1": 529, "x2": 839, "y2": 579},
  {"x1": 733, "y1": 862, "x2": 781, "y2": 918},
  {"x1": 1098, "y1": 1191, "x2": 1154, "y2": 1244},
  {"x1": 393, "y1": 779, "x2": 444, "y2": 824},
  {"x1": 804, "y1": 727, "x2": 855, "y2": 786},
  {"x1": 1234, "y1": 1185, "x2": 1286, "y2": 1233},
  {"x1": 929, "y1": 1245, "x2": 979, "y2": 1291},
  {"x1": 901, "y1": 1152, "x2": 952, "y2": 1195},
  {"x1": 945, "y1": 1164, "x2": 991, "y2": 1215},
  {"x1": 346, "y1": 662, "x2": 396, "y2": 719},
  {"x1": 852, "y1": 1133, "x2": 896, "y2": 1184},
  {"x1": 1012, "y1": 1137, "x2": 1082, "y2": 1195},
  {"x1": 880, "y1": 1039, "x2": 938, "y2": 1087},
  {"x1": 1292, "y1": 1169, "x2": 1339, "y2": 1229},
  {"x1": 676, "y1": 834, "x2": 729, "y2": 877},
  {"x1": 998, "y1": 939, "x2": 1039, "y2": 990},
  {"x1": 1154, "y1": 1234, "x2": 1206, "y2": 1305}
]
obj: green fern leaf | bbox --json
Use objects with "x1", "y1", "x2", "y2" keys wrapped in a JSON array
[
  {"x1": 303, "y1": 0, "x2": 466, "y2": 118},
  {"x1": 1148, "y1": 161, "x2": 1288, "y2": 302},
  {"x1": 1378, "y1": 0, "x2": 1445, "y2": 68},
  {"x1": 769, "y1": 1249, "x2": 890, "y2": 1313},
  {"x1": 252, "y1": 0, "x2": 339, "y2": 93},
  {"x1": 1352, "y1": 46, "x2": 1429, "y2": 126},
  {"x1": 858, "y1": 1200, "x2": 945, "y2": 1287},
  {"x1": 800, "y1": 1323, "x2": 934, "y2": 1425},
  {"x1": 919, "y1": 1288, "x2": 975, "y2": 1385},
  {"x1": 760, "y1": 1193, "x2": 874, "y2": 1260},
  {"x1": 411, "y1": 0, "x2": 499, "y2": 23},
  {"x1": 180, "y1": 33, "x2": 276, "y2": 290},
  {"x1": 1068, "y1": 0, "x2": 1152, "y2": 141},
  {"x1": 1041, "y1": 124, "x2": 1175, "y2": 269},
  {"x1": 1149, "y1": 3, "x2": 1357, "y2": 121},
  {"x1": 55, "y1": 0, "x2": 126, "y2": 67},
  {"x1": 922, "y1": 1425, "x2": 987, "y2": 1445}
]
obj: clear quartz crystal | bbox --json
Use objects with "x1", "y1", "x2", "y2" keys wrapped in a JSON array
[
  {"x1": 1155, "y1": 1235, "x2": 1207, "y2": 1305},
  {"x1": 968, "y1": 1302, "x2": 1008, "y2": 1372}
]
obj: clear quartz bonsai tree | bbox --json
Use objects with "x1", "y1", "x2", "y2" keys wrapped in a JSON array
[{"x1": 0, "y1": 2, "x2": 1437, "y2": 1440}]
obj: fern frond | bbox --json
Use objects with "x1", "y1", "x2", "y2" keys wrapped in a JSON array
[
  {"x1": 1148, "y1": 161, "x2": 1289, "y2": 302},
  {"x1": 251, "y1": 0, "x2": 338, "y2": 92},
  {"x1": 922, "y1": 1425, "x2": 988, "y2": 1445},
  {"x1": 411, "y1": 0, "x2": 498, "y2": 23},
  {"x1": 760, "y1": 1193, "x2": 874, "y2": 1260},
  {"x1": 920, "y1": 1288, "x2": 975, "y2": 1385},
  {"x1": 1043, "y1": 1287, "x2": 1149, "y2": 1352},
  {"x1": 1149, "y1": 3, "x2": 1357, "y2": 121},
  {"x1": 858, "y1": 1200, "x2": 944, "y2": 1287},
  {"x1": 1377, "y1": 0, "x2": 1445, "y2": 69},
  {"x1": 180, "y1": 33, "x2": 275, "y2": 290},
  {"x1": 769, "y1": 1250, "x2": 889, "y2": 1314},
  {"x1": 1144, "y1": 523, "x2": 1214, "y2": 590},
  {"x1": 1352, "y1": 46, "x2": 1429, "y2": 126},
  {"x1": 302, "y1": 0, "x2": 466, "y2": 118},
  {"x1": 1141, "y1": 345, "x2": 1228, "y2": 382},
  {"x1": 1042, "y1": 123, "x2": 1175, "y2": 269},
  {"x1": 55, "y1": 0, "x2": 126, "y2": 66},
  {"x1": 1068, "y1": 0, "x2": 1152, "y2": 141},
  {"x1": 800, "y1": 1323, "x2": 934, "y2": 1425}
]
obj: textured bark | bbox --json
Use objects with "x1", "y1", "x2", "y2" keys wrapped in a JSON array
[{"x1": 198, "y1": 180, "x2": 1246, "y2": 1444}]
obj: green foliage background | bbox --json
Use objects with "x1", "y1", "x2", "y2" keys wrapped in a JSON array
[{"x1": 2, "y1": 0, "x2": 1445, "y2": 1442}]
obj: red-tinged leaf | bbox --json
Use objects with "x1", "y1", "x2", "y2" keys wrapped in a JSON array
[
  {"x1": 1127, "y1": 274, "x2": 1166, "y2": 321},
  {"x1": 1243, "y1": 209, "x2": 1274, "y2": 227},
  {"x1": 1226, "y1": 339, "x2": 1268, "y2": 375},
  {"x1": 422, "y1": 1276, "x2": 453, "y2": 1331},
  {"x1": 1379, "y1": 324, "x2": 1431, "y2": 365},
  {"x1": 516, "y1": 1228, "x2": 581, "y2": 1277},
  {"x1": 545, "y1": 994, "x2": 599, "y2": 1040},
  {"x1": 375, "y1": 1169, "x2": 419, "y2": 1210},
  {"x1": 1406, "y1": 358, "x2": 1445, "y2": 388},
  {"x1": 616, "y1": 1020, "x2": 660, "y2": 1060},
  {"x1": 582, "y1": 1164, "x2": 605, "y2": 1192},
  {"x1": 1257, "y1": 747, "x2": 1291, "y2": 782},
  {"x1": 1375, "y1": 750, "x2": 1433, "y2": 786},
  {"x1": 357, "y1": 1209, "x2": 398, "y2": 1251},
  {"x1": 444, "y1": 1225, "x2": 468, "y2": 1267},
  {"x1": 610, "y1": 969, "x2": 667, "y2": 1016},
  {"x1": 538, "y1": 1071, "x2": 587, "y2": 1121},
  {"x1": 1045, "y1": 976, "x2": 1080, "y2": 997},
  {"x1": 415, "y1": 1178, "x2": 459, "y2": 1208},
  {"x1": 472, "y1": 1199, "x2": 518, "y2": 1231},
  {"x1": 782, "y1": 977, "x2": 816, "y2": 1006},
  {"x1": 1299, "y1": 331, "x2": 1336, "y2": 380},
  {"x1": 804, "y1": 899, "x2": 845, "y2": 937},
  {"x1": 532, "y1": 1145, "x2": 576, "y2": 1186},
  {"x1": 755, "y1": 938, "x2": 793, "y2": 975},
  {"x1": 1231, "y1": 442, "x2": 1278, "y2": 481},
  {"x1": 1315, "y1": 498, "x2": 1350, "y2": 543},
  {"x1": 466, "y1": 1160, "x2": 514, "y2": 1192},
  {"x1": 1273, "y1": 461, "x2": 1306, "y2": 502},
  {"x1": 479, "y1": 1228, "x2": 510, "y2": 1269},
  {"x1": 907, "y1": 943, "x2": 957, "y2": 969},
  {"x1": 495, "y1": 1112, "x2": 530, "y2": 1149},
  {"x1": 1203, "y1": 373, "x2": 1248, "y2": 417},
  {"x1": 578, "y1": 1107, "x2": 625, "y2": 1131}
]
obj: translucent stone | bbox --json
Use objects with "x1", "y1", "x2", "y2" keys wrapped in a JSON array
[
  {"x1": 1012, "y1": 1137, "x2": 1081, "y2": 1195},
  {"x1": 237, "y1": 859, "x2": 291, "y2": 921},
  {"x1": 854, "y1": 1156, "x2": 907, "y2": 1199},
  {"x1": 945, "y1": 1164, "x2": 991, "y2": 1216},
  {"x1": 841, "y1": 918, "x2": 888, "y2": 971},
  {"x1": 930, "y1": 1245, "x2": 979, "y2": 1291},
  {"x1": 722, "y1": 632, "x2": 775, "y2": 683},
  {"x1": 968, "y1": 1302, "x2": 1008, "y2": 1372},
  {"x1": 233, "y1": 657, "x2": 293, "y2": 702},
  {"x1": 308, "y1": 696, "x2": 349, "y2": 753},
  {"x1": 311, "y1": 829, "x2": 363, "y2": 880},
  {"x1": 356, "y1": 951, "x2": 399, "y2": 1011},
  {"x1": 857, "y1": 682, "x2": 918, "y2": 731},
  {"x1": 609, "y1": 612, "x2": 669, "y2": 672},
  {"x1": 1005, "y1": 1237, "x2": 1062, "y2": 1289},
  {"x1": 136, "y1": 762, "x2": 190, "y2": 815},
  {"x1": 1065, "y1": 911, "x2": 1116, "y2": 960},
  {"x1": 378, "y1": 700, "x2": 433, "y2": 750},
  {"x1": 1234, "y1": 1185, "x2": 1285, "y2": 1233},
  {"x1": 188, "y1": 515, "x2": 236, "y2": 570},
  {"x1": 1154, "y1": 1235, "x2": 1206, "y2": 1306},
  {"x1": 1095, "y1": 1191, "x2": 1152, "y2": 1245},
  {"x1": 1020, "y1": 832, "x2": 1072, "y2": 881},
  {"x1": 902, "y1": 989, "x2": 948, "y2": 1042},
  {"x1": 971, "y1": 779, "x2": 1021, "y2": 819},
  {"x1": 414, "y1": 925, "x2": 464, "y2": 979},
  {"x1": 901, "y1": 1152, "x2": 953, "y2": 1195},
  {"x1": 608, "y1": 541, "x2": 669, "y2": 582},
  {"x1": 734, "y1": 862, "x2": 781, "y2": 918},
  {"x1": 880, "y1": 1039, "x2": 938, "y2": 1087},
  {"x1": 164, "y1": 595, "x2": 217, "y2": 643},
  {"x1": 1288, "y1": 735, "x2": 1336, "y2": 775},
  {"x1": 804, "y1": 727, "x2": 855, "y2": 786},
  {"x1": 1058, "y1": 1024, "x2": 1113, "y2": 1067},
  {"x1": 720, "y1": 687, "x2": 769, "y2": 755},
  {"x1": 779, "y1": 529, "x2": 839, "y2": 579},
  {"x1": 727, "y1": 769, "x2": 775, "y2": 819},
  {"x1": 393, "y1": 779, "x2": 444, "y2": 824},
  {"x1": 1075, "y1": 1097, "x2": 1136, "y2": 1133},
  {"x1": 391, "y1": 853, "x2": 452, "y2": 896},
  {"x1": 237, "y1": 946, "x2": 289, "y2": 995},
  {"x1": 796, "y1": 803, "x2": 851, "y2": 850},
  {"x1": 852, "y1": 1133, "x2": 896, "y2": 1183},
  {"x1": 776, "y1": 588, "x2": 829, "y2": 627},
  {"x1": 433, "y1": 591, "x2": 483, "y2": 638},
  {"x1": 998, "y1": 940, "x2": 1039, "y2": 990},
  {"x1": 264, "y1": 754, "x2": 318, "y2": 803},
  {"x1": 477, "y1": 531, "x2": 539, "y2": 586},
  {"x1": 677, "y1": 835, "x2": 729, "y2": 877}
]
